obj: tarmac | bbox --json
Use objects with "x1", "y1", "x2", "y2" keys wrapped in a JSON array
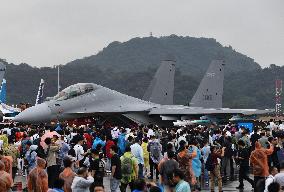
[{"x1": 13, "y1": 174, "x2": 254, "y2": 192}]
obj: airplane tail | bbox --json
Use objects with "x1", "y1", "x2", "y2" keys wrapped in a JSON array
[
  {"x1": 0, "y1": 61, "x2": 5, "y2": 87},
  {"x1": 0, "y1": 61, "x2": 6, "y2": 103},
  {"x1": 0, "y1": 79, "x2": 7, "y2": 103},
  {"x1": 143, "y1": 59, "x2": 175, "y2": 105},
  {"x1": 190, "y1": 60, "x2": 225, "y2": 108},
  {"x1": 35, "y1": 79, "x2": 45, "y2": 105}
]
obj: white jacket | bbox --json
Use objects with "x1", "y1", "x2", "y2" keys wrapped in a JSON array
[
  {"x1": 71, "y1": 176, "x2": 94, "y2": 192},
  {"x1": 264, "y1": 175, "x2": 274, "y2": 192}
]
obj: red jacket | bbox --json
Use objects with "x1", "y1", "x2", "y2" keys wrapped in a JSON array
[
  {"x1": 250, "y1": 141, "x2": 274, "y2": 177},
  {"x1": 105, "y1": 140, "x2": 115, "y2": 158},
  {"x1": 84, "y1": 133, "x2": 93, "y2": 149}
]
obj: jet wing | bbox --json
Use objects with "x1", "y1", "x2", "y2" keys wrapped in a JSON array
[{"x1": 148, "y1": 106, "x2": 273, "y2": 116}]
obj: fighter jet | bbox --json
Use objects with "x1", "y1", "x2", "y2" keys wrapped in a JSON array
[{"x1": 14, "y1": 59, "x2": 272, "y2": 125}]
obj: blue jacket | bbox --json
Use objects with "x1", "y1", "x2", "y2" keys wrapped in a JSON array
[
  {"x1": 25, "y1": 145, "x2": 38, "y2": 170},
  {"x1": 118, "y1": 133, "x2": 126, "y2": 155},
  {"x1": 189, "y1": 145, "x2": 202, "y2": 177},
  {"x1": 92, "y1": 137, "x2": 105, "y2": 149}
]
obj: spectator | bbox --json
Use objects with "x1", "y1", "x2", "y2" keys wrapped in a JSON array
[
  {"x1": 201, "y1": 140, "x2": 210, "y2": 185},
  {"x1": 259, "y1": 131, "x2": 269, "y2": 148},
  {"x1": 141, "y1": 137, "x2": 150, "y2": 177},
  {"x1": 0, "y1": 131, "x2": 9, "y2": 149},
  {"x1": 120, "y1": 145, "x2": 138, "y2": 192},
  {"x1": 118, "y1": 129, "x2": 127, "y2": 156},
  {"x1": 94, "y1": 185, "x2": 105, "y2": 192},
  {"x1": 59, "y1": 156, "x2": 76, "y2": 192},
  {"x1": 47, "y1": 178, "x2": 65, "y2": 192},
  {"x1": 147, "y1": 135, "x2": 162, "y2": 180},
  {"x1": 74, "y1": 136, "x2": 89, "y2": 167},
  {"x1": 25, "y1": 144, "x2": 38, "y2": 173},
  {"x1": 159, "y1": 150, "x2": 179, "y2": 187},
  {"x1": 189, "y1": 141, "x2": 202, "y2": 191},
  {"x1": 105, "y1": 135, "x2": 115, "y2": 172},
  {"x1": 250, "y1": 128, "x2": 261, "y2": 150},
  {"x1": 90, "y1": 149, "x2": 105, "y2": 189},
  {"x1": 236, "y1": 140, "x2": 254, "y2": 189},
  {"x1": 27, "y1": 158, "x2": 48, "y2": 192},
  {"x1": 171, "y1": 168, "x2": 191, "y2": 192},
  {"x1": 132, "y1": 178, "x2": 147, "y2": 192},
  {"x1": 92, "y1": 135, "x2": 105, "y2": 150},
  {"x1": 250, "y1": 141, "x2": 274, "y2": 191},
  {"x1": 71, "y1": 167, "x2": 94, "y2": 192},
  {"x1": 0, "y1": 150, "x2": 12, "y2": 176},
  {"x1": 0, "y1": 160, "x2": 13, "y2": 192},
  {"x1": 208, "y1": 146, "x2": 223, "y2": 192},
  {"x1": 110, "y1": 145, "x2": 121, "y2": 192},
  {"x1": 177, "y1": 141, "x2": 196, "y2": 185},
  {"x1": 268, "y1": 137, "x2": 281, "y2": 172},
  {"x1": 274, "y1": 162, "x2": 284, "y2": 189},
  {"x1": 265, "y1": 167, "x2": 278, "y2": 192},
  {"x1": 56, "y1": 135, "x2": 70, "y2": 168},
  {"x1": 3, "y1": 138, "x2": 19, "y2": 179},
  {"x1": 267, "y1": 182, "x2": 281, "y2": 192},
  {"x1": 130, "y1": 137, "x2": 144, "y2": 178},
  {"x1": 45, "y1": 137, "x2": 60, "y2": 188}
]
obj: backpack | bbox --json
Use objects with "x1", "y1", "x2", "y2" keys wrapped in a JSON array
[
  {"x1": 121, "y1": 155, "x2": 133, "y2": 176},
  {"x1": 205, "y1": 153, "x2": 215, "y2": 172},
  {"x1": 277, "y1": 148, "x2": 284, "y2": 165},
  {"x1": 36, "y1": 145, "x2": 46, "y2": 159},
  {"x1": 68, "y1": 146, "x2": 76, "y2": 158},
  {"x1": 150, "y1": 141, "x2": 161, "y2": 163},
  {"x1": 33, "y1": 138, "x2": 41, "y2": 146}
]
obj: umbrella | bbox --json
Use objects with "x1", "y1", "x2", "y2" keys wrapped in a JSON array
[{"x1": 40, "y1": 131, "x2": 60, "y2": 148}]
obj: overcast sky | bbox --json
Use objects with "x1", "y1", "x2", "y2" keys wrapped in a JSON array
[{"x1": 0, "y1": 0, "x2": 283, "y2": 68}]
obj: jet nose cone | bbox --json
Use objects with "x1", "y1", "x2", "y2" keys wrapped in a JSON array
[{"x1": 14, "y1": 103, "x2": 52, "y2": 123}]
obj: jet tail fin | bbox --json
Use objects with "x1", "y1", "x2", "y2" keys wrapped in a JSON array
[
  {"x1": 0, "y1": 79, "x2": 7, "y2": 103},
  {"x1": 35, "y1": 79, "x2": 45, "y2": 105},
  {"x1": 143, "y1": 59, "x2": 175, "y2": 105},
  {"x1": 0, "y1": 62, "x2": 5, "y2": 86},
  {"x1": 190, "y1": 60, "x2": 225, "y2": 108},
  {"x1": 0, "y1": 62, "x2": 6, "y2": 103}
]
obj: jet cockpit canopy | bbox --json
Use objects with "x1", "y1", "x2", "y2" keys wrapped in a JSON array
[{"x1": 47, "y1": 83, "x2": 96, "y2": 101}]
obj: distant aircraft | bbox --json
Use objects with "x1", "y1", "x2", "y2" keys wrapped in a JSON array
[
  {"x1": 0, "y1": 62, "x2": 45, "y2": 120},
  {"x1": 0, "y1": 78, "x2": 45, "y2": 121},
  {"x1": 14, "y1": 60, "x2": 272, "y2": 125},
  {"x1": 0, "y1": 62, "x2": 5, "y2": 88},
  {"x1": 35, "y1": 79, "x2": 45, "y2": 105},
  {"x1": 0, "y1": 79, "x2": 6, "y2": 103},
  {"x1": 0, "y1": 79, "x2": 21, "y2": 120}
]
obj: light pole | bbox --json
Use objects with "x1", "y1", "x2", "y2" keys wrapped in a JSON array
[{"x1": 57, "y1": 65, "x2": 60, "y2": 94}]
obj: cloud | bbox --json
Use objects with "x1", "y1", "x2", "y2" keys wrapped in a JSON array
[{"x1": 0, "y1": 0, "x2": 283, "y2": 67}]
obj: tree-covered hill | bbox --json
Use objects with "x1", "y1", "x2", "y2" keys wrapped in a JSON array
[{"x1": 0, "y1": 35, "x2": 281, "y2": 109}]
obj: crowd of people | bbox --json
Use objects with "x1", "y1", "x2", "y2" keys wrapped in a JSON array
[{"x1": 0, "y1": 119, "x2": 283, "y2": 192}]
